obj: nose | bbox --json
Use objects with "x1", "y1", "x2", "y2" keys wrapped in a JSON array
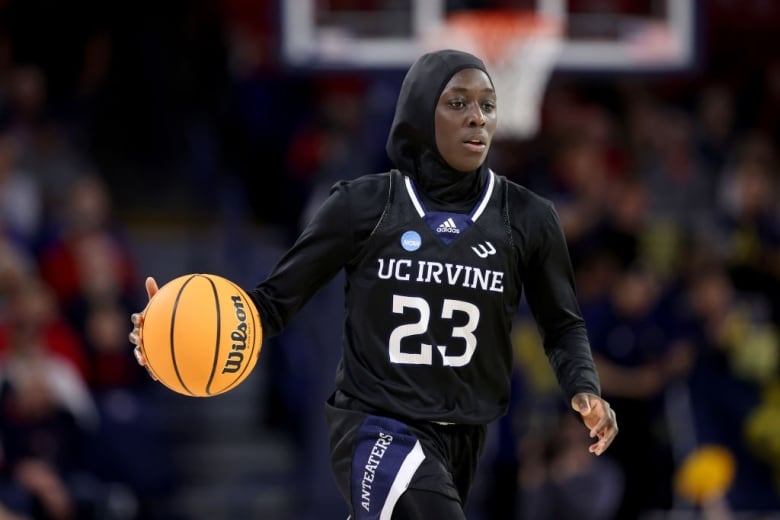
[{"x1": 467, "y1": 103, "x2": 486, "y2": 127}]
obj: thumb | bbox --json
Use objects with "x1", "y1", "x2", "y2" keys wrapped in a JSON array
[
  {"x1": 572, "y1": 393, "x2": 592, "y2": 416},
  {"x1": 145, "y1": 276, "x2": 159, "y2": 300}
]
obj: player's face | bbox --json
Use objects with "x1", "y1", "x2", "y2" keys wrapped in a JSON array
[{"x1": 434, "y1": 68, "x2": 497, "y2": 172}]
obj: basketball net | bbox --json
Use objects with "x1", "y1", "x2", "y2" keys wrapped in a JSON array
[{"x1": 422, "y1": 10, "x2": 562, "y2": 140}]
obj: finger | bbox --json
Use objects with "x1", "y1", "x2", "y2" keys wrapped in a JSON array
[
  {"x1": 588, "y1": 412, "x2": 612, "y2": 438},
  {"x1": 589, "y1": 439, "x2": 607, "y2": 456},
  {"x1": 133, "y1": 346, "x2": 146, "y2": 366},
  {"x1": 589, "y1": 414, "x2": 618, "y2": 454},
  {"x1": 589, "y1": 429, "x2": 612, "y2": 454},
  {"x1": 128, "y1": 331, "x2": 139, "y2": 346},
  {"x1": 133, "y1": 347, "x2": 158, "y2": 381},
  {"x1": 131, "y1": 312, "x2": 142, "y2": 326},
  {"x1": 145, "y1": 276, "x2": 159, "y2": 300},
  {"x1": 587, "y1": 404, "x2": 617, "y2": 437},
  {"x1": 590, "y1": 426, "x2": 618, "y2": 455}
]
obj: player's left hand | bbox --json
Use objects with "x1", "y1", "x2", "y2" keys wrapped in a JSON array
[{"x1": 571, "y1": 392, "x2": 618, "y2": 456}]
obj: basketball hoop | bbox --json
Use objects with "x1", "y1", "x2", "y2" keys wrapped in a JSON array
[{"x1": 422, "y1": 10, "x2": 562, "y2": 140}]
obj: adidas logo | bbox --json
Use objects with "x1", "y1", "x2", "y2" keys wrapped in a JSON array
[{"x1": 436, "y1": 218, "x2": 460, "y2": 234}]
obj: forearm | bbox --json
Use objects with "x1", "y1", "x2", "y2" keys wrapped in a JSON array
[{"x1": 545, "y1": 325, "x2": 601, "y2": 400}]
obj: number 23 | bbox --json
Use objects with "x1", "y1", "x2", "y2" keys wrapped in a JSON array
[{"x1": 389, "y1": 295, "x2": 480, "y2": 367}]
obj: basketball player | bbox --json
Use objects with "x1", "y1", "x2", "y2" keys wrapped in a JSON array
[{"x1": 130, "y1": 49, "x2": 618, "y2": 519}]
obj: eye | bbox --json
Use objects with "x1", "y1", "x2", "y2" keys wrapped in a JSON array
[
  {"x1": 446, "y1": 98, "x2": 466, "y2": 109},
  {"x1": 481, "y1": 100, "x2": 497, "y2": 112}
]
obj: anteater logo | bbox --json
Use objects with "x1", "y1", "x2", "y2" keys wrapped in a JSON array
[{"x1": 222, "y1": 295, "x2": 248, "y2": 374}]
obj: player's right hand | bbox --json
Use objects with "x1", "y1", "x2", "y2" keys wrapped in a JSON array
[{"x1": 129, "y1": 276, "x2": 159, "y2": 380}]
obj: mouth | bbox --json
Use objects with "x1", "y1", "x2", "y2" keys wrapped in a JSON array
[{"x1": 462, "y1": 136, "x2": 487, "y2": 153}]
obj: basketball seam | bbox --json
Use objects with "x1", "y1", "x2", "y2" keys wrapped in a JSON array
[
  {"x1": 204, "y1": 274, "x2": 222, "y2": 396},
  {"x1": 171, "y1": 274, "x2": 199, "y2": 396}
]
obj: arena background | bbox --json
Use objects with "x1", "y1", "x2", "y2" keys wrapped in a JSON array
[{"x1": 0, "y1": 1, "x2": 779, "y2": 519}]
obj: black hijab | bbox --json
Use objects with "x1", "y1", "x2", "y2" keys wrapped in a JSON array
[{"x1": 386, "y1": 49, "x2": 494, "y2": 212}]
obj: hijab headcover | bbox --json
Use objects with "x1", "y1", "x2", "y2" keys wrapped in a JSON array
[{"x1": 386, "y1": 49, "x2": 494, "y2": 210}]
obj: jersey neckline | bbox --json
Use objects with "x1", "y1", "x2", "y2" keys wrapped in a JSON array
[{"x1": 402, "y1": 170, "x2": 496, "y2": 222}]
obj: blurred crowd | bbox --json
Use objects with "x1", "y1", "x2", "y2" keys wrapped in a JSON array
[
  {"x1": 488, "y1": 72, "x2": 780, "y2": 518},
  {"x1": 0, "y1": 63, "x2": 179, "y2": 520},
  {"x1": 0, "y1": 0, "x2": 779, "y2": 519}
]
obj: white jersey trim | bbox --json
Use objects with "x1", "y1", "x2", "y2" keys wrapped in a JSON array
[
  {"x1": 404, "y1": 175, "x2": 426, "y2": 217},
  {"x1": 469, "y1": 169, "x2": 495, "y2": 221},
  {"x1": 403, "y1": 169, "x2": 496, "y2": 223}
]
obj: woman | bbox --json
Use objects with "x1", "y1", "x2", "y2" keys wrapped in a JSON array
[{"x1": 130, "y1": 49, "x2": 618, "y2": 519}]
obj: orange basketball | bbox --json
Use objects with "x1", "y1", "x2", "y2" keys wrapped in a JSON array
[{"x1": 138, "y1": 273, "x2": 263, "y2": 397}]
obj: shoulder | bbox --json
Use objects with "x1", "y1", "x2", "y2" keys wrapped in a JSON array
[
  {"x1": 493, "y1": 171, "x2": 564, "y2": 254},
  {"x1": 330, "y1": 172, "x2": 392, "y2": 200},
  {"x1": 324, "y1": 173, "x2": 392, "y2": 232}
]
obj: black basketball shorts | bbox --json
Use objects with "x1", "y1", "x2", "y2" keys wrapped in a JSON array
[{"x1": 324, "y1": 390, "x2": 487, "y2": 520}]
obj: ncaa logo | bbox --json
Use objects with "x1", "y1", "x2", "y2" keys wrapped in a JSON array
[{"x1": 401, "y1": 231, "x2": 421, "y2": 252}]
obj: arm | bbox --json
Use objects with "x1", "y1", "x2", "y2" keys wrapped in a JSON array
[
  {"x1": 523, "y1": 202, "x2": 599, "y2": 399},
  {"x1": 521, "y1": 202, "x2": 617, "y2": 455},
  {"x1": 248, "y1": 175, "x2": 389, "y2": 337},
  {"x1": 129, "y1": 176, "x2": 388, "y2": 375},
  {"x1": 248, "y1": 181, "x2": 359, "y2": 338}
]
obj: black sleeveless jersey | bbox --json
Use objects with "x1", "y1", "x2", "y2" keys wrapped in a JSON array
[
  {"x1": 336, "y1": 170, "x2": 521, "y2": 424},
  {"x1": 250, "y1": 169, "x2": 601, "y2": 426}
]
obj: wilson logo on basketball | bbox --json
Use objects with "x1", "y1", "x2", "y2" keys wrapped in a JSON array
[{"x1": 222, "y1": 295, "x2": 249, "y2": 374}]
